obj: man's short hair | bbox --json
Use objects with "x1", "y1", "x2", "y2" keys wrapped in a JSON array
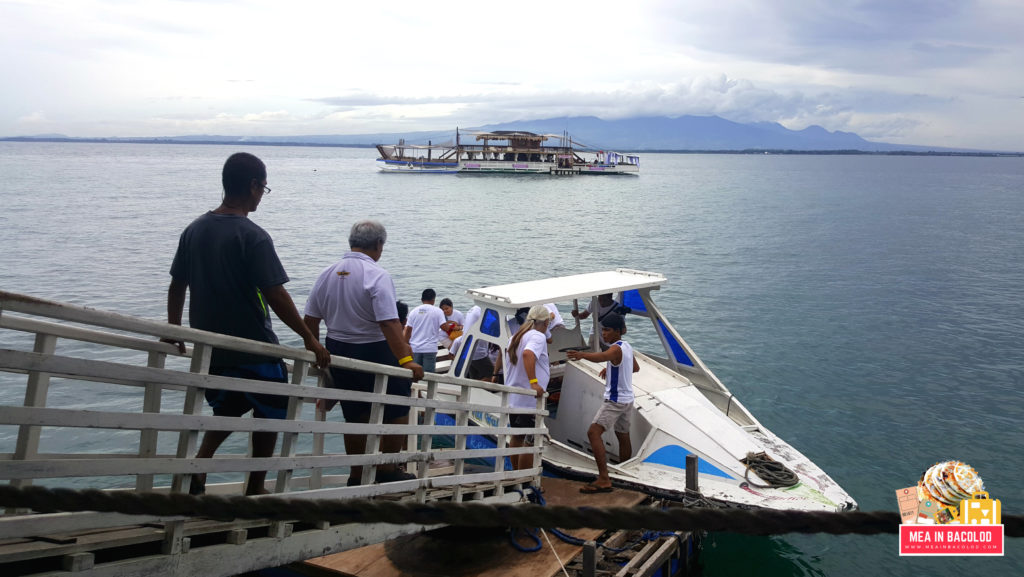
[
  {"x1": 396, "y1": 300, "x2": 409, "y2": 325},
  {"x1": 600, "y1": 312, "x2": 626, "y2": 332},
  {"x1": 222, "y1": 152, "x2": 266, "y2": 199},
  {"x1": 421, "y1": 288, "x2": 436, "y2": 301},
  {"x1": 349, "y1": 220, "x2": 387, "y2": 250},
  {"x1": 439, "y1": 297, "x2": 453, "y2": 308}
]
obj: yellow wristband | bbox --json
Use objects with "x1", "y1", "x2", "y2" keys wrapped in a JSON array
[
  {"x1": 398, "y1": 356, "x2": 413, "y2": 365},
  {"x1": 529, "y1": 378, "x2": 538, "y2": 384}
]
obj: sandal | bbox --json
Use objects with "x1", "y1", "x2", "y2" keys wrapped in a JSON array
[{"x1": 579, "y1": 484, "x2": 614, "y2": 494}]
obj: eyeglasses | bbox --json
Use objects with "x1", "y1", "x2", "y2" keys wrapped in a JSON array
[{"x1": 262, "y1": 185, "x2": 271, "y2": 194}]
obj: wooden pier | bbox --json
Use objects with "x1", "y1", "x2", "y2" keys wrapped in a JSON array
[
  {"x1": 0, "y1": 291, "x2": 550, "y2": 576},
  {"x1": 303, "y1": 478, "x2": 696, "y2": 577}
]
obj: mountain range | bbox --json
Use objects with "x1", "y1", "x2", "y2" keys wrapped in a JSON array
[{"x1": 3, "y1": 115, "x2": 989, "y2": 153}]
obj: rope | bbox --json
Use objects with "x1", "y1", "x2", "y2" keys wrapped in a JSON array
[
  {"x1": 521, "y1": 485, "x2": 632, "y2": 553},
  {"x1": 1, "y1": 485, "x2": 1021, "y2": 537},
  {"x1": 541, "y1": 528, "x2": 571, "y2": 577},
  {"x1": 742, "y1": 452, "x2": 800, "y2": 488},
  {"x1": 523, "y1": 486, "x2": 697, "y2": 554},
  {"x1": 507, "y1": 527, "x2": 542, "y2": 552}
]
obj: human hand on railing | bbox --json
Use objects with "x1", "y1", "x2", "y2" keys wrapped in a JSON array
[
  {"x1": 304, "y1": 337, "x2": 331, "y2": 369},
  {"x1": 316, "y1": 398, "x2": 338, "y2": 412},
  {"x1": 403, "y1": 360, "x2": 425, "y2": 382},
  {"x1": 159, "y1": 338, "x2": 186, "y2": 355}
]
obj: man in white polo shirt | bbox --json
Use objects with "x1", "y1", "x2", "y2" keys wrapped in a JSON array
[
  {"x1": 303, "y1": 220, "x2": 424, "y2": 485},
  {"x1": 404, "y1": 288, "x2": 448, "y2": 373}
]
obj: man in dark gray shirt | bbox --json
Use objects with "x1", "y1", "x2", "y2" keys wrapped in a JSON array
[{"x1": 166, "y1": 152, "x2": 329, "y2": 495}]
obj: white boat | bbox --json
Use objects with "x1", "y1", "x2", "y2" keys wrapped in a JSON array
[
  {"x1": 445, "y1": 269, "x2": 858, "y2": 512},
  {"x1": 375, "y1": 130, "x2": 640, "y2": 175}
]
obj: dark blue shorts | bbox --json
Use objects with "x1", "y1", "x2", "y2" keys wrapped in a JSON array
[
  {"x1": 206, "y1": 361, "x2": 289, "y2": 420},
  {"x1": 325, "y1": 338, "x2": 412, "y2": 422}
]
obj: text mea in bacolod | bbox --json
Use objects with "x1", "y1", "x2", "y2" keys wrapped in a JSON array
[{"x1": 897, "y1": 460, "x2": 1003, "y2": 556}]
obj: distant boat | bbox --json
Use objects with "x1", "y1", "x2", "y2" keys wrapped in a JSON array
[{"x1": 375, "y1": 129, "x2": 639, "y2": 175}]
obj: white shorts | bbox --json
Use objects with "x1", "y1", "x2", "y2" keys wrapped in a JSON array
[{"x1": 592, "y1": 400, "x2": 632, "y2": 434}]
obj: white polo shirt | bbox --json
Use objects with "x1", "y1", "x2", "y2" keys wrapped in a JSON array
[
  {"x1": 304, "y1": 251, "x2": 398, "y2": 344},
  {"x1": 407, "y1": 303, "x2": 447, "y2": 353},
  {"x1": 545, "y1": 303, "x2": 564, "y2": 332},
  {"x1": 461, "y1": 306, "x2": 489, "y2": 360},
  {"x1": 446, "y1": 308, "x2": 466, "y2": 326},
  {"x1": 505, "y1": 329, "x2": 550, "y2": 409}
]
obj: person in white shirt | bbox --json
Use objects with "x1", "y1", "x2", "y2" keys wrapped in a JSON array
[
  {"x1": 303, "y1": 220, "x2": 424, "y2": 486},
  {"x1": 572, "y1": 293, "x2": 629, "y2": 350},
  {"x1": 566, "y1": 313, "x2": 639, "y2": 493},
  {"x1": 439, "y1": 298, "x2": 465, "y2": 326},
  {"x1": 448, "y1": 305, "x2": 496, "y2": 379},
  {"x1": 544, "y1": 303, "x2": 564, "y2": 332},
  {"x1": 502, "y1": 305, "x2": 551, "y2": 470},
  {"x1": 404, "y1": 288, "x2": 447, "y2": 372}
]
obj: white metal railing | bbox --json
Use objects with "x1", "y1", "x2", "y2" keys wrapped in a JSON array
[{"x1": 0, "y1": 290, "x2": 546, "y2": 523}]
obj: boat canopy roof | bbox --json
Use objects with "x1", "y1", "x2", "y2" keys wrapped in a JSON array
[
  {"x1": 473, "y1": 130, "x2": 547, "y2": 141},
  {"x1": 466, "y1": 269, "x2": 666, "y2": 309}
]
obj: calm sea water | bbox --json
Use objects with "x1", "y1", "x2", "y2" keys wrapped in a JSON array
[{"x1": 1, "y1": 142, "x2": 1022, "y2": 575}]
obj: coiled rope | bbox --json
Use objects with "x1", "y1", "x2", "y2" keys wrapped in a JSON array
[
  {"x1": 742, "y1": 452, "x2": 800, "y2": 488},
  {"x1": 0, "y1": 485, "x2": 1020, "y2": 537}
]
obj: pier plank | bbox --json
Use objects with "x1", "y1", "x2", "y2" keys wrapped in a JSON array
[{"x1": 302, "y1": 478, "x2": 647, "y2": 577}]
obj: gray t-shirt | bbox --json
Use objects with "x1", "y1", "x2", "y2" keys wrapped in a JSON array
[{"x1": 170, "y1": 212, "x2": 288, "y2": 367}]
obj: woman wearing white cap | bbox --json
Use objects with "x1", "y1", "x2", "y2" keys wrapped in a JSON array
[{"x1": 502, "y1": 304, "x2": 550, "y2": 470}]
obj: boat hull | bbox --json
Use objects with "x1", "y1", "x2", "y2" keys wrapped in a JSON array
[
  {"x1": 377, "y1": 158, "x2": 639, "y2": 175},
  {"x1": 445, "y1": 354, "x2": 856, "y2": 512},
  {"x1": 376, "y1": 158, "x2": 459, "y2": 173}
]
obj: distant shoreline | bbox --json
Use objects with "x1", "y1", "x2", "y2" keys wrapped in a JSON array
[{"x1": 1, "y1": 137, "x2": 1021, "y2": 157}]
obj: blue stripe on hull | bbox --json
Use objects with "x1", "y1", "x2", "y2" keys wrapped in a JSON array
[{"x1": 642, "y1": 445, "x2": 735, "y2": 479}]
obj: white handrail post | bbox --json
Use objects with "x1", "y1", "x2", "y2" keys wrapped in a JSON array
[
  {"x1": 494, "y1": 390, "x2": 510, "y2": 498},
  {"x1": 450, "y1": 384, "x2": 471, "y2": 502},
  {"x1": 273, "y1": 359, "x2": 308, "y2": 494},
  {"x1": 360, "y1": 373, "x2": 388, "y2": 485},
  {"x1": 533, "y1": 392, "x2": 547, "y2": 487},
  {"x1": 10, "y1": 332, "x2": 57, "y2": 509},
  {"x1": 310, "y1": 372, "x2": 327, "y2": 490},
  {"x1": 136, "y1": 349, "x2": 167, "y2": 491},
  {"x1": 172, "y1": 343, "x2": 211, "y2": 493},
  {"x1": 414, "y1": 379, "x2": 438, "y2": 503}
]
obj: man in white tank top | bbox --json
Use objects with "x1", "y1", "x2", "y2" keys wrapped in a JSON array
[{"x1": 566, "y1": 313, "x2": 639, "y2": 493}]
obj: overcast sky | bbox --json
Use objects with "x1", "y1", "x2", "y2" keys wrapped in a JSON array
[{"x1": 2, "y1": 0, "x2": 1023, "y2": 150}]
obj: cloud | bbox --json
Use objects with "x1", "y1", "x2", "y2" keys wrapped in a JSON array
[
  {"x1": 306, "y1": 78, "x2": 942, "y2": 140},
  {"x1": 17, "y1": 111, "x2": 49, "y2": 124},
  {"x1": 1, "y1": 1, "x2": 1022, "y2": 149}
]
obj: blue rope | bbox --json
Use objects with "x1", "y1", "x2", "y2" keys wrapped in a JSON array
[
  {"x1": 507, "y1": 527, "x2": 543, "y2": 552},
  {"x1": 507, "y1": 485, "x2": 674, "y2": 554}
]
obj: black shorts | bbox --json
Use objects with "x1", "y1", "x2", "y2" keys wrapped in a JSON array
[
  {"x1": 467, "y1": 356, "x2": 495, "y2": 380},
  {"x1": 510, "y1": 414, "x2": 536, "y2": 428},
  {"x1": 325, "y1": 337, "x2": 412, "y2": 422},
  {"x1": 509, "y1": 413, "x2": 536, "y2": 444},
  {"x1": 206, "y1": 362, "x2": 289, "y2": 419}
]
